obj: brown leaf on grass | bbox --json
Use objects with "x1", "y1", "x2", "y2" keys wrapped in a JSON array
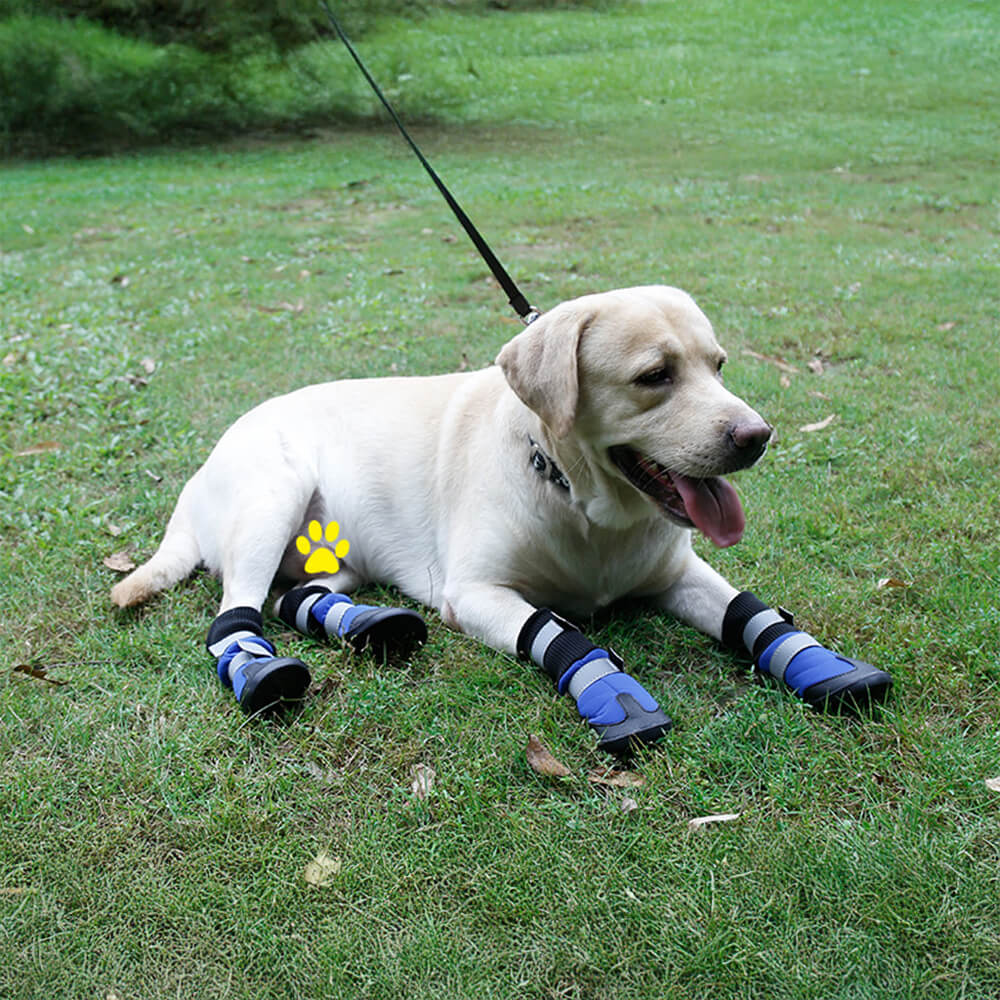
[
  {"x1": 807, "y1": 358, "x2": 825, "y2": 375},
  {"x1": 877, "y1": 577, "x2": 910, "y2": 590},
  {"x1": 779, "y1": 374, "x2": 791, "y2": 389},
  {"x1": 985, "y1": 777, "x2": 1000, "y2": 793},
  {"x1": 14, "y1": 440, "x2": 60, "y2": 457},
  {"x1": 799, "y1": 414, "x2": 837, "y2": 433},
  {"x1": 620, "y1": 796, "x2": 639, "y2": 815},
  {"x1": 587, "y1": 767, "x2": 646, "y2": 789},
  {"x1": 303, "y1": 852, "x2": 342, "y2": 887},
  {"x1": 103, "y1": 551, "x2": 136, "y2": 573},
  {"x1": 526, "y1": 735, "x2": 572, "y2": 778},
  {"x1": 410, "y1": 763, "x2": 436, "y2": 800},
  {"x1": 937, "y1": 321, "x2": 957, "y2": 332},
  {"x1": 256, "y1": 300, "x2": 305, "y2": 315},
  {"x1": 743, "y1": 348, "x2": 800, "y2": 376},
  {"x1": 125, "y1": 374, "x2": 149, "y2": 389},
  {"x1": 139, "y1": 357, "x2": 156, "y2": 375},
  {"x1": 144, "y1": 469, "x2": 163, "y2": 483},
  {"x1": 13, "y1": 663, "x2": 69, "y2": 687},
  {"x1": 688, "y1": 812, "x2": 741, "y2": 831}
]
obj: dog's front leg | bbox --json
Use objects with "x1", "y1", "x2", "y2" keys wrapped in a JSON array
[
  {"x1": 658, "y1": 553, "x2": 892, "y2": 712},
  {"x1": 655, "y1": 553, "x2": 740, "y2": 641},
  {"x1": 445, "y1": 583, "x2": 672, "y2": 754}
]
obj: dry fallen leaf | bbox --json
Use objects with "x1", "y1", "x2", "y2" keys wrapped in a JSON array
[
  {"x1": 14, "y1": 440, "x2": 60, "y2": 457},
  {"x1": 743, "y1": 348, "x2": 800, "y2": 375},
  {"x1": 103, "y1": 551, "x2": 136, "y2": 573},
  {"x1": 410, "y1": 763, "x2": 436, "y2": 800},
  {"x1": 13, "y1": 663, "x2": 69, "y2": 687},
  {"x1": 807, "y1": 358, "x2": 825, "y2": 375},
  {"x1": 303, "y1": 852, "x2": 342, "y2": 887},
  {"x1": 985, "y1": 777, "x2": 1000, "y2": 793},
  {"x1": 587, "y1": 768, "x2": 646, "y2": 789},
  {"x1": 688, "y1": 812, "x2": 741, "y2": 831},
  {"x1": 526, "y1": 735, "x2": 572, "y2": 778},
  {"x1": 621, "y1": 796, "x2": 639, "y2": 815},
  {"x1": 877, "y1": 577, "x2": 910, "y2": 590},
  {"x1": 256, "y1": 300, "x2": 305, "y2": 315},
  {"x1": 799, "y1": 414, "x2": 837, "y2": 433},
  {"x1": 140, "y1": 357, "x2": 156, "y2": 374},
  {"x1": 779, "y1": 374, "x2": 791, "y2": 389}
]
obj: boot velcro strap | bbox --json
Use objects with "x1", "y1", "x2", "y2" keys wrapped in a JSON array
[
  {"x1": 758, "y1": 631, "x2": 822, "y2": 681},
  {"x1": 562, "y1": 650, "x2": 619, "y2": 698}
]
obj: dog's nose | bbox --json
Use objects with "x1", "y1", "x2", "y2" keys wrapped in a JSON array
[{"x1": 727, "y1": 418, "x2": 773, "y2": 465}]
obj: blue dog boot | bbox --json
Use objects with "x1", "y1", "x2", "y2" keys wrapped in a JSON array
[
  {"x1": 275, "y1": 585, "x2": 427, "y2": 658},
  {"x1": 722, "y1": 591, "x2": 891, "y2": 712},
  {"x1": 517, "y1": 608, "x2": 672, "y2": 754},
  {"x1": 207, "y1": 606, "x2": 310, "y2": 716}
]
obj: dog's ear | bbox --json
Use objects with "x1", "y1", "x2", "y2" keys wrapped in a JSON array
[{"x1": 496, "y1": 303, "x2": 593, "y2": 438}]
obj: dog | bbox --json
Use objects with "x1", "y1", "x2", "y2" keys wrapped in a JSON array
[{"x1": 112, "y1": 285, "x2": 890, "y2": 752}]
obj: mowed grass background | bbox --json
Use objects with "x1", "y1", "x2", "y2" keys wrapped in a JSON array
[{"x1": 2, "y1": 1, "x2": 1000, "y2": 997}]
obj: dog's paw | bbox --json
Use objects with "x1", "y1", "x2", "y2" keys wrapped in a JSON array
[{"x1": 295, "y1": 519, "x2": 350, "y2": 575}]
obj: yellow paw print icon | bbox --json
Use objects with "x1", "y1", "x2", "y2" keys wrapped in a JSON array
[{"x1": 296, "y1": 519, "x2": 350, "y2": 575}]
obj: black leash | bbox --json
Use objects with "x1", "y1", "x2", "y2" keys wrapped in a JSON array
[{"x1": 319, "y1": 1, "x2": 540, "y2": 325}]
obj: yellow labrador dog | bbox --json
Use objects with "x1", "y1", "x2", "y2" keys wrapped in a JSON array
[{"x1": 112, "y1": 285, "x2": 890, "y2": 752}]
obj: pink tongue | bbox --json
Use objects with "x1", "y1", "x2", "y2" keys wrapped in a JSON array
[{"x1": 671, "y1": 473, "x2": 745, "y2": 547}]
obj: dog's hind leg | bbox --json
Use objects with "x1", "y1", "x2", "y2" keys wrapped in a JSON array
[
  {"x1": 207, "y1": 508, "x2": 313, "y2": 717},
  {"x1": 274, "y1": 577, "x2": 427, "y2": 661}
]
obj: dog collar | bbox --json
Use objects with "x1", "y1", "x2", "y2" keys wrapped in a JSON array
[{"x1": 528, "y1": 435, "x2": 570, "y2": 492}]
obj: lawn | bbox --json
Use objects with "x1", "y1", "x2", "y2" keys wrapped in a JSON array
[{"x1": 2, "y1": 1, "x2": 999, "y2": 997}]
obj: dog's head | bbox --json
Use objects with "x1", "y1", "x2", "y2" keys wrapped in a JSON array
[{"x1": 496, "y1": 285, "x2": 771, "y2": 546}]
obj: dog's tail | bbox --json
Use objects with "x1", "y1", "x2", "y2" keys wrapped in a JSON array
[{"x1": 110, "y1": 491, "x2": 202, "y2": 608}]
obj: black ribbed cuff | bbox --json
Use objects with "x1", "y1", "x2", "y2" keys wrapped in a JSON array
[
  {"x1": 275, "y1": 584, "x2": 332, "y2": 638},
  {"x1": 722, "y1": 590, "x2": 798, "y2": 661},
  {"x1": 206, "y1": 605, "x2": 263, "y2": 653},
  {"x1": 516, "y1": 607, "x2": 597, "y2": 685}
]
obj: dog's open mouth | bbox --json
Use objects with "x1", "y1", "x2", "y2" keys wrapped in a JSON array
[{"x1": 608, "y1": 445, "x2": 745, "y2": 548}]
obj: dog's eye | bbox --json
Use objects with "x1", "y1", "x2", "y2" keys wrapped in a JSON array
[{"x1": 635, "y1": 366, "x2": 673, "y2": 387}]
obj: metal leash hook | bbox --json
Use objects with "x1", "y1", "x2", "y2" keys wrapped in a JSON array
[{"x1": 319, "y1": 1, "x2": 540, "y2": 326}]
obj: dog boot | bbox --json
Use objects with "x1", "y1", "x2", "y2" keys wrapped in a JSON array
[
  {"x1": 517, "y1": 608, "x2": 672, "y2": 754},
  {"x1": 722, "y1": 591, "x2": 891, "y2": 711},
  {"x1": 207, "y1": 607, "x2": 311, "y2": 715},
  {"x1": 275, "y1": 585, "x2": 427, "y2": 658}
]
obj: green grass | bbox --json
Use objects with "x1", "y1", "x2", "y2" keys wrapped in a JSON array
[{"x1": 3, "y1": 1, "x2": 1000, "y2": 997}]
